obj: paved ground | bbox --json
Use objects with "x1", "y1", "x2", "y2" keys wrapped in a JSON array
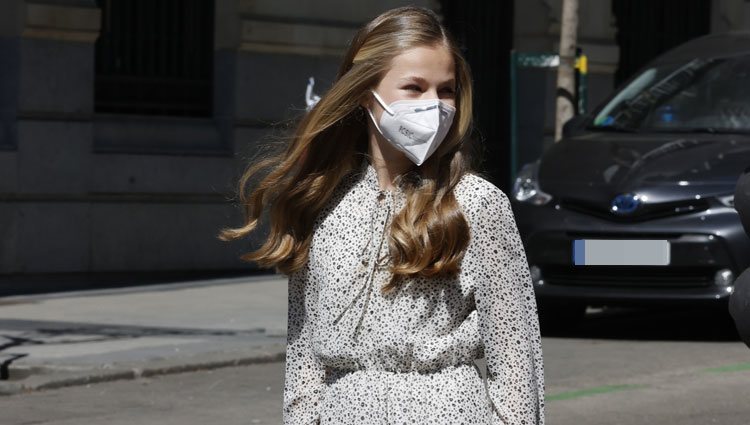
[
  {"x1": 3, "y1": 313, "x2": 749, "y2": 424},
  {"x1": 0, "y1": 274, "x2": 288, "y2": 394},
  {"x1": 1, "y1": 275, "x2": 749, "y2": 424},
  {"x1": 2, "y1": 363, "x2": 280, "y2": 425}
]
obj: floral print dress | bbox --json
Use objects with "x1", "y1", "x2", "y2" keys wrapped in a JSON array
[{"x1": 283, "y1": 162, "x2": 545, "y2": 425}]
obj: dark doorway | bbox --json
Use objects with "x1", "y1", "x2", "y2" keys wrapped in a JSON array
[
  {"x1": 439, "y1": 0, "x2": 515, "y2": 191},
  {"x1": 613, "y1": 0, "x2": 711, "y2": 87}
]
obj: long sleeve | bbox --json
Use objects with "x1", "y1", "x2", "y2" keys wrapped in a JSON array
[
  {"x1": 473, "y1": 186, "x2": 545, "y2": 425},
  {"x1": 283, "y1": 263, "x2": 326, "y2": 425}
]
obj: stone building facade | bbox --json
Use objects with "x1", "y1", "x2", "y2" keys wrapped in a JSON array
[{"x1": 1, "y1": 0, "x2": 749, "y2": 275}]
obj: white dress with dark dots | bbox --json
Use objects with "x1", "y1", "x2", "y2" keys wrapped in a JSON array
[{"x1": 283, "y1": 162, "x2": 545, "y2": 425}]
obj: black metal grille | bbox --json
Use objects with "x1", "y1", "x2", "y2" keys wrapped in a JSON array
[
  {"x1": 542, "y1": 265, "x2": 715, "y2": 288},
  {"x1": 559, "y1": 197, "x2": 710, "y2": 223},
  {"x1": 94, "y1": 0, "x2": 215, "y2": 117},
  {"x1": 612, "y1": 0, "x2": 711, "y2": 88}
]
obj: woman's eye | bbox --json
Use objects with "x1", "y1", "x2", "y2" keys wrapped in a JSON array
[
  {"x1": 404, "y1": 85, "x2": 422, "y2": 92},
  {"x1": 440, "y1": 87, "x2": 456, "y2": 94}
]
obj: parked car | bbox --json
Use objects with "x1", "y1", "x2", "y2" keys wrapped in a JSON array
[
  {"x1": 730, "y1": 168, "x2": 750, "y2": 348},
  {"x1": 511, "y1": 32, "x2": 750, "y2": 328}
]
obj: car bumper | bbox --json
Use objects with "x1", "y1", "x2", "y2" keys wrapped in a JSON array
[
  {"x1": 532, "y1": 278, "x2": 733, "y2": 305},
  {"x1": 513, "y1": 201, "x2": 750, "y2": 306}
]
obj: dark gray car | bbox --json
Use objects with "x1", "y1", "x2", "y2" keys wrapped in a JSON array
[{"x1": 511, "y1": 32, "x2": 750, "y2": 326}]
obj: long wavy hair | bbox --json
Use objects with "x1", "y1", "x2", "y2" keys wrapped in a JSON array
[{"x1": 219, "y1": 6, "x2": 475, "y2": 292}]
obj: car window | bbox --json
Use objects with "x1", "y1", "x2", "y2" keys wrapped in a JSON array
[
  {"x1": 591, "y1": 54, "x2": 750, "y2": 133},
  {"x1": 593, "y1": 68, "x2": 663, "y2": 126}
]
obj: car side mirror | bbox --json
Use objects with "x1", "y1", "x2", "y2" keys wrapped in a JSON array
[{"x1": 562, "y1": 114, "x2": 588, "y2": 138}]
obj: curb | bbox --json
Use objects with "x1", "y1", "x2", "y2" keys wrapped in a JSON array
[{"x1": 0, "y1": 343, "x2": 286, "y2": 396}]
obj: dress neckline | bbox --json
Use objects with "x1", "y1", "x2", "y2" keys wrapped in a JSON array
[{"x1": 360, "y1": 160, "x2": 410, "y2": 196}]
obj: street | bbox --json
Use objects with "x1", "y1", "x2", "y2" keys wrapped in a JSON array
[
  {"x1": 3, "y1": 307, "x2": 749, "y2": 425},
  {"x1": 3, "y1": 1, "x2": 750, "y2": 424}
]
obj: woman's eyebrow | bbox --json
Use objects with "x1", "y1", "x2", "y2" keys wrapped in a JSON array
[
  {"x1": 398, "y1": 76, "x2": 456, "y2": 86},
  {"x1": 398, "y1": 76, "x2": 428, "y2": 85}
]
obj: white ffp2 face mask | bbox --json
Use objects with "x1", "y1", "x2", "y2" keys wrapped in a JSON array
[{"x1": 366, "y1": 89, "x2": 456, "y2": 166}]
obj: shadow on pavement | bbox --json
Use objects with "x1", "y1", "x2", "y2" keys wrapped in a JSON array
[
  {"x1": 542, "y1": 305, "x2": 741, "y2": 342},
  {"x1": 0, "y1": 319, "x2": 273, "y2": 381},
  {"x1": 0, "y1": 269, "x2": 274, "y2": 297}
]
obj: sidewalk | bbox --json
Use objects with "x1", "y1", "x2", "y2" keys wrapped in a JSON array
[{"x1": 0, "y1": 274, "x2": 289, "y2": 395}]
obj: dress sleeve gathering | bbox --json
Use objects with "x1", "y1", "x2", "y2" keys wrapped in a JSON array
[
  {"x1": 283, "y1": 264, "x2": 326, "y2": 425},
  {"x1": 472, "y1": 186, "x2": 546, "y2": 425}
]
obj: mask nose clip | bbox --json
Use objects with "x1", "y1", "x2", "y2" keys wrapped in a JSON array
[{"x1": 413, "y1": 105, "x2": 437, "y2": 113}]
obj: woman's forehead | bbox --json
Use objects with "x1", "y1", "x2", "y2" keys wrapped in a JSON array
[{"x1": 385, "y1": 45, "x2": 455, "y2": 82}]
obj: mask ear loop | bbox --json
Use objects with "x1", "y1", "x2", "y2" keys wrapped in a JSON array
[
  {"x1": 370, "y1": 90, "x2": 394, "y2": 115},
  {"x1": 365, "y1": 90, "x2": 394, "y2": 140}
]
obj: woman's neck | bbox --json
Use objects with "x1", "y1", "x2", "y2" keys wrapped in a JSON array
[{"x1": 368, "y1": 134, "x2": 413, "y2": 191}]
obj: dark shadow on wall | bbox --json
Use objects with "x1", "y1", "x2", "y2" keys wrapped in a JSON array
[{"x1": 439, "y1": 0, "x2": 515, "y2": 192}]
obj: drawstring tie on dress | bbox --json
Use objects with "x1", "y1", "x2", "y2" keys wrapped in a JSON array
[{"x1": 332, "y1": 189, "x2": 394, "y2": 341}]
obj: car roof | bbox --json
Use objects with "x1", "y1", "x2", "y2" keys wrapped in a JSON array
[{"x1": 650, "y1": 32, "x2": 750, "y2": 65}]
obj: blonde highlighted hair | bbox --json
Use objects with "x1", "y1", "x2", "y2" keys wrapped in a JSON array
[{"x1": 219, "y1": 6, "x2": 475, "y2": 292}]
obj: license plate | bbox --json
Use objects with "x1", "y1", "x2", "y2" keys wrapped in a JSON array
[{"x1": 572, "y1": 239, "x2": 670, "y2": 266}]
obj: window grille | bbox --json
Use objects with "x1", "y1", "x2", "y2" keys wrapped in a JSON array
[{"x1": 95, "y1": 0, "x2": 215, "y2": 117}]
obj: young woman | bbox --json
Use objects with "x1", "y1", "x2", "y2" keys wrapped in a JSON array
[{"x1": 220, "y1": 6, "x2": 545, "y2": 425}]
